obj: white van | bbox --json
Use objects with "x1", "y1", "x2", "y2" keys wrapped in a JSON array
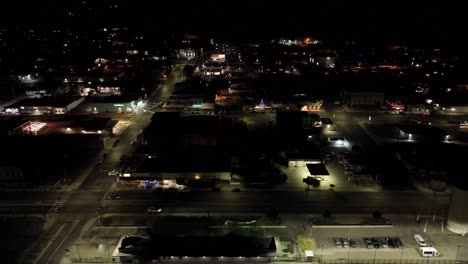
[
  {"x1": 419, "y1": 247, "x2": 439, "y2": 257},
  {"x1": 413, "y1": 234, "x2": 427, "y2": 246}
]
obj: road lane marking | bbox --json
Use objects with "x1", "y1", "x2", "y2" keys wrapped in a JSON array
[
  {"x1": 44, "y1": 220, "x2": 79, "y2": 264},
  {"x1": 32, "y1": 223, "x2": 67, "y2": 264}
]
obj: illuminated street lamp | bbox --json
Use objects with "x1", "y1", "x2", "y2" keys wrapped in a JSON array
[
  {"x1": 74, "y1": 244, "x2": 81, "y2": 260},
  {"x1": 347, "y1": 238, "x2": 351, "y2": 263},
  {"x1": 400, "y1": 248, "x2": 404, "y2": 264},
  {"x1": 455, "y1": 245, "x2": 461, "y2": 262},
  {"x1": 372, "y1": 247, "x2": 377, "y2": 264},
  {"x1": 321, "y1": 244, "x2": 324, "y2": 262}
]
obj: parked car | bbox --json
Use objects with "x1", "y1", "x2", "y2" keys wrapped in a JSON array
[
  {"x1": 386, "y1": 237, "x2": 396, "y2": 248},
  {"x1": 342, "y1": 239, "x2": 349, "y2": 248},
  {"x1": 109, "y1": 193, "x2": 120, "y2": 199},
  {"x1": 393, "y1": 237, "x2": 404, "y2": 248},
  {"x1": 146, "y1": 206, "x2": 162, "y2": 213},
  {"x1": 379, "y1": 238, "x2": 388, "y2": 248},
  {"x1": 371, "y1": 238, "x2": 380, "y2": 248},
  {"x1": 180, "y1": 187, "x2": 191, "y2": 192},
  {"x1": 363, "y1": 238, "x2": 373, "y2": 249},
  {"x1": 108, "y1": 170, "x2": 119, "y2": 176},
  {"x1": 413, "y1": 234, "x2": 427, "y2": 246},
  {"x1": 349, "y1": 239, "x2": 357, "y2": 248},
  {"x1": 334, "y1": 238, "x2": 343, "y2": 248}
]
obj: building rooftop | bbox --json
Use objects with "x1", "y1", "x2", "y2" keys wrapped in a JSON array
[
  {"x1": 147, "y1": 114, "x2": 224, "y2": 137},
  {"x1": 134, "y1": 150, "x2": 231, "y2": 173},
  {"x1": 320, "y1": 118, "x2": 334, "y2": 125},
  {"x1": 118, "y1": 234, "x2": 277, "y2": 258},
  {"x1": 398, "y1": 124, "x2": 447, "y2": 137},
  {"x1": 6, "y1": 96, "x2": 83, "y2": 108},
  {"x1": 90, "y1": 94, "x2": 141, "y2": 104},
  {"x1": 68, "y1": 118, "x2": 117, "y2": 131},
  {"x1": 285, "y1": 152, "x2": 322, "y2": 161},
  {"x1": 306, "y1": 163, "x2": 330, "y2": 176}
]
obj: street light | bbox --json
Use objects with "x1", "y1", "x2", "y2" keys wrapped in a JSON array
[
  {"x1": 74, "y1": 244, "x2": 81, "y2": 260},
  {"x1": 400, "y1": 248, "x2": 404, "y2": 264},
  {"x1": 321, "y1": 244, "x2": 324, "y2": 262},
  {"x1": 347, "y1": 238, "x2": 351, "y2": 263},
  {"x1": 372, "y1": 247, "x2": 377, "y2": 264},
  {"x1": 455, "y1": 245, "x2": 461, "y2": 262}
]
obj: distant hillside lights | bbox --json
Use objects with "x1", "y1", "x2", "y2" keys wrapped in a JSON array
[{"x1": 278, "y1": 37, "x2": 319, "y2": 46}]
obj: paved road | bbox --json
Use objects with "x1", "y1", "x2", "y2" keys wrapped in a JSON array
[
  {"x1": 0, "y1": 189, "x2": 450, "y2": 216},
  {"x1": 102, "y1": 190, "x2": 450, "y2": 215}
]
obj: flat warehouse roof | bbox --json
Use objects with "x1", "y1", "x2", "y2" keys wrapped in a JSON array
[{"x1": 306, "y1": 163, "x2": 329, "y2": 176}]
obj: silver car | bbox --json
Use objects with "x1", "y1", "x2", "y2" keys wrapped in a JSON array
[{"x1": 334, "y1": 238, "x2": 343, "y2": 248}]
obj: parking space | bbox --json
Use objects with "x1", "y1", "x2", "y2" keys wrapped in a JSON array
[{"x1": 308, "y1": 214, "x2": 468, "y2": 261}]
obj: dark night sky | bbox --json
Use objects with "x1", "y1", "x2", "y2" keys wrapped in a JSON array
[{"x1": 2, "y1": 1, "x2": 466, "y2": 47}]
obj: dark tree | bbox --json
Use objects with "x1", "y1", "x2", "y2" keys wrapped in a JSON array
[
  {"x1": 303, "y1": 177, "x2": 320, "y2": 189},
  {"x1": 372, "y1": 210, "x2": 382, "y2": 219},
  {"x1": 267, "y1": 208, "x2": 279, "y2": 219},
  {"x1": 182, "y1": 65, "x2": 195, "y2": 78}
]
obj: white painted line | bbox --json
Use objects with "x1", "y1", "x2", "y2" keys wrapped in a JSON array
[
  {"x1": 44, "y1": 220, "x2": 79, "y2": 264},
  {"x1": 32, "y1": 223, "x2": 66, "y2": 264}
]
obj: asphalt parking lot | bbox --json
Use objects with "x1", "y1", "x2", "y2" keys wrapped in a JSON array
[{"x1": 310, "y1": 214, "x2": 468, "y2": 261}]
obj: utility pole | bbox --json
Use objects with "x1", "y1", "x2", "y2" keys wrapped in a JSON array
[
  {"x1": 321, "y1": 244, "x2": 324, "y2": 263},
  {"x1": 455, "y1": 245, "x2": 461, "y2": 262},
  {"x1": 347, "y1": 238, "x2": 351, "y2": 263},
  {"x1": 372, "y1": 247, "x2": 377, "y2": 264}
]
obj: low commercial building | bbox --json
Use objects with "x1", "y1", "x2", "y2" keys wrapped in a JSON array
[
  {"x1": 281, "y1": 152, "x2": 322, "y2": 167},
  {"x1": 4, "y1": 96, "x2": 85, "y2": 115},
  {"x1": 385, "y1": 99, "x2": 406, "y2": 112},
  {"x1": 321, "y1": 118, "x2": 335, "y2": 131},
  {"x1": 202, "y1": 62, "x2": 226, "y2": 76},
  {"x1": 88, "y1": 94, "x2": 143, "y2": 113},
  {"x1": 67, "y1": 118, "x2": 118, "y2": 135},
  {"x1": 299, "y1": 99, "x2": 323, "y2": 112},
  {"x1": 276, "y1": 111, "x2": 322, "y2": 130},
  {"x1": 397, "y1": 124, "x2": 449, "y2": 142},
  {"x1": 0, "y1": 118, "x2": 47, "y2": 136},
  {"x1": 341, "y1": 90, "x2": 384, "y2": 107},
  {"x1": 112, "y1": 234, "x2": 279, "y2": 263},
  {"x1": 163, "y1": 95, "x2": 214, "y2": 112},
  {"x1": 118, "y1": 151, "x2": 232, "y2": 185},
  {"x1": 306, "y1": 163, "x2": 330, "y2": 178}
]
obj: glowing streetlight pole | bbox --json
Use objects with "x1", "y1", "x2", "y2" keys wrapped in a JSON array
[
  {"x1": 455, "y1": 245, "x2": 461, "y2": 262},
  {"x1": 372, "y1": 247, "x2": 377, "y2": 264},
  {"x1": 321, "y1": 244, "x2": 324, "y2": 262},
  {"x1": 347, "y1": 238, "x2": 351, "y2": 263},
  {"x1": 400, "y1": 248, "x2": 404, "y2": 264},
  {"x1": 74, "y1": 244, "x2": 81, "y2": 260}
]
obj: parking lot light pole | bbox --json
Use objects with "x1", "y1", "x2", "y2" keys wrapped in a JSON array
[
  {"x1": 321, "y1": 244, "x2": 324, "y2": 263},
  {"x1": 372, "y1": 247, "x2": 377, "y2": 264},
  {"x1": 455, "y1": 245, "x2": 461, "y2": 262},
  {"x1": 347, "y1": 238, "x2": 351, "y2": 263},
  {"x1": 400, "y1": 248, "x2": 404, "y2": 264},
  {"x1": 74, "y1": 244, "x2": 81, "y2": 260}
]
